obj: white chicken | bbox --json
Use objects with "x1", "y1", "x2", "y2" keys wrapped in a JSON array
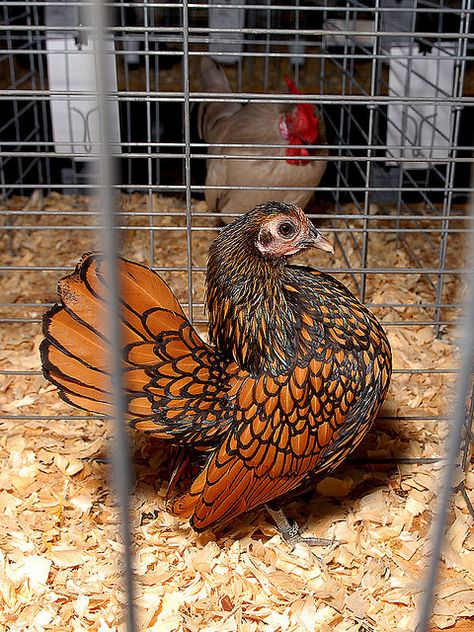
[{"x1": 198, "y1": 57, "x2": 328, "y2": 220}]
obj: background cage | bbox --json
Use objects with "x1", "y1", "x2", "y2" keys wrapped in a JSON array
[{"x1": 1, "y1": 1, "x2": 474, "y2": 630}]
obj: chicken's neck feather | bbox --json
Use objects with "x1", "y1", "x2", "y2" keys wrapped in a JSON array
[{"x1": 206, "y1": 221, "x2": 301, "y2": 376}]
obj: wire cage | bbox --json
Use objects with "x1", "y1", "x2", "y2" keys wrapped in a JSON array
[{"x1": 1, "y1": 1, "x2": 474, "y2": 630}]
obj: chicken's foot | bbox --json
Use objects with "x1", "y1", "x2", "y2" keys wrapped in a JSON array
[{"x1": 265, "y1": 505, "x2": 335, "y2": 548}]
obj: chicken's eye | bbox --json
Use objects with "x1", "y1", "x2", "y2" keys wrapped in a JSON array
[{"x1": 278, "y1": 221, "x2": 297, "y2": 238}]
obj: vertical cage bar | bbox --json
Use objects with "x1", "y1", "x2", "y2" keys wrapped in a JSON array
[
  {"x1": 335, "y1": 3, "x2": 350, "y2": 220},
  {"x1": 144, "y1": 0, "x2": 155, "y2": 266},
  {"x1": 33, "y1": 3, "x2": 51, "y2": 190},
  {"x1": 416, "y1": 183, "x2": 474, "y2": 630},
  {"x1": 182, "y1": 0, "x2": 194, "y2": 321},
  {"x1": 392, "y1": 2, "x2": 417, "y2": 251},
  {"x1": 119, "y1": 0, "x2": 134, "y2": 193},
  {"x1": 264, "y1": 0, "x2": 271, "y2": 92},
  {"x1": 292, "y1": 0, "x2": 300, "y2": 85},
  {"x1": 4, "y1": 3, "x2": 23, "y2": 193},
  {"x1": 359, "y1": 1, "x2": 381, "y2": 303},
  {"x1": 319, "y1": 1, "x2": 327, "y2": 98},
  {"x1": 25, "y1": 3, "x2": 43, "y2": 189},
  {"x1": 339, "y1": 2, "x2": 350, "y2": 199},
  {"x1": 434, "y1": 0, "x2": 472, "y2": 336},
  {"x1": 92, "y1": 1, "x2": 136, "y2": 629},
  {"x1": 153, "y1": 9, "x2": 161, "y2": 192}
]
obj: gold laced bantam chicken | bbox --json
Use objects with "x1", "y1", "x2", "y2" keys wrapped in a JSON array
[
  {"x1": 41, "y1": 202, "x2": 392, "y2": 544},
  {"x1": 199, "y1": 57, "x2": 328, "y2": 220}
]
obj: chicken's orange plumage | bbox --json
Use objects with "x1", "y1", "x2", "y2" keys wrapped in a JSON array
[{"x1": 41, "y1": 202, "x2": 391, "y2": 534}]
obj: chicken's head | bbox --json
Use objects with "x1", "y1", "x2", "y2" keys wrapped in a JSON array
[
  {"x1": 209, "y1": 203, "x2": 333, "y2": 277},
  {"x1": 237, "y1": 202, "x2": 333, "y2": 259},
  {"x1": 279, "y1": 77, "x2": 320, "y2": 166}
]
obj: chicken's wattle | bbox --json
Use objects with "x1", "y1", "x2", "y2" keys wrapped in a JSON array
[
  {"x1": 279, "y1": 117, "x2": 312, "y2": 165},
  {"x1": 285, "y1": 140, "x2": 311, "y2": 165}
]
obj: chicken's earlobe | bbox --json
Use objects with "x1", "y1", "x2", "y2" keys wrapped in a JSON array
[{"x1": 279, "y1": 115, "x2": 289, "y2": 141}]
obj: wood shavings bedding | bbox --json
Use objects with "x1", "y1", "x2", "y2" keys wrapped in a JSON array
[{"x1": 0, "y1": 192, "x2": 473, "y2": 631}]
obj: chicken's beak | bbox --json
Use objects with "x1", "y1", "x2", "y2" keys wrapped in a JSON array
[{"x1": 308, "y1": 225, "x2": 335, "y2": 254}]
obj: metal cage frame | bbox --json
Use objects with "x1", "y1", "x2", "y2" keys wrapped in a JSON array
[{"x1": 1, "y1": 1, "x2": 474, "y2": 630}]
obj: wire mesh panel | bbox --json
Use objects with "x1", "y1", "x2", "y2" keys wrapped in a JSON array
[{"x1": 1, "y1": 1, "x2": 473, "y2": 630}]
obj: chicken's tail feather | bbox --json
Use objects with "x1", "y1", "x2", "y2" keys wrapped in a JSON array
[
  {"x1": 198, "y1": 57, "x2": 242, "y2": 140},
  {"x1": 41, "y1": 253, "x2": 235, "y2": 444}
]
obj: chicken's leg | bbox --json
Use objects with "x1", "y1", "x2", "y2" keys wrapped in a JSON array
[{"x1": 265, "y1": 505, "x2": 335, "y2": 548}]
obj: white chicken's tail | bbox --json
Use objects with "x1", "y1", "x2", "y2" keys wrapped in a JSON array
[{"x1": 198, "y1": 57, "x2": 242, "y2": 140}]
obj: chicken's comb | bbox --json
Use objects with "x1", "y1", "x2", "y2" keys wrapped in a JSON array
[
  {"x1": 285, "y1": 75, "x2": 316, "y2": 121},
  {"x1": 285, "y1": 75, "x2": 301, "y2": 95}
]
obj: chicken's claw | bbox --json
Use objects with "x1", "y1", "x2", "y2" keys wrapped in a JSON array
[{"x1": 265, "y1": 505, "x2": 337, "y2": 549}]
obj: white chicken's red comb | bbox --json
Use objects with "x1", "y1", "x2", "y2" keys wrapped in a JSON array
[
  {"x1": 285, "y1": 75, "x2": 301, "y2": 95},
  {"x1": 284, "y1": 75, "x2": 316, "y2": 126}
]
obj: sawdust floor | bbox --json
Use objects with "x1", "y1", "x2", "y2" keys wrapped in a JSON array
[{"x1": 0, "y1": 192, "x2": 473, "y2": 631}]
